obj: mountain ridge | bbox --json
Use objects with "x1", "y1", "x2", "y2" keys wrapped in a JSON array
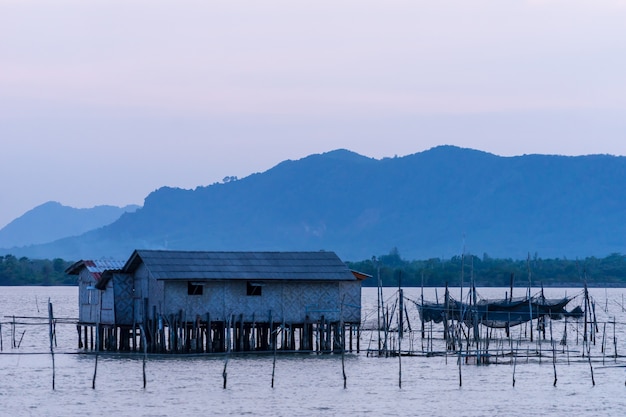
[
  {"x1": 2, "y1": 146, "x2": 625, "y2": 261},
  {"x1": 0, "y1": 202, "x2": 140, "y2": 249}
]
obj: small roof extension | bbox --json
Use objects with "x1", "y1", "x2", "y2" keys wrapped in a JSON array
[{"x1": 65, "y1": 259, "x2": 126, "y2": 281}]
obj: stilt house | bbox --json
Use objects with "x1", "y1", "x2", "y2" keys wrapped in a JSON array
[
  {"x1": 66, "y1": 259, "x2": 126, "y2": 325},
  {"x1": 71, "y1": 250, "x2": 368, "y2": 353}
]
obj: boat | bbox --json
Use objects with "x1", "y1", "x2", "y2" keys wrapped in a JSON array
[{"x1": 416, "y1": 292, "x2": 579, "y2": 329}]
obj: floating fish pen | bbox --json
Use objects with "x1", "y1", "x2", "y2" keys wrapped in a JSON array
[
  {"x1": 363, "y1": 281, "x2": 626, "y2": 380},
  {"x1": 408, "y1": 288, "x2": 587, "y2": 361}
]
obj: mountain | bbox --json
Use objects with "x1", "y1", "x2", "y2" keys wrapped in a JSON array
[
  {"x1": 3, "y1": 146, "x2": 625, "y2": 261},
  {"x1": 0, "y1": 201, "x2": 140, "y2": 249}
]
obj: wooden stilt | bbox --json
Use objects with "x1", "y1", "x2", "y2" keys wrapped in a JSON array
[{"x1": 48, "y1": 300, "x2": 56, "y2": 390}]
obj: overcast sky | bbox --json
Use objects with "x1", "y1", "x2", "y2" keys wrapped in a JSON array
[{"x1": 1, "y1": 0, "x2": 626, "y2": 229}]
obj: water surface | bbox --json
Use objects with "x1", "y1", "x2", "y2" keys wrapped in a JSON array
[{"x1": 2, "y1": 286, "x2": 625, "y2": 416}]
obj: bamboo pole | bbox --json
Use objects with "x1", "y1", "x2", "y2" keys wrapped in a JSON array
[
  {"x1": 601, "y1": 322, "x2": 607, "y2": 365},
  {"x1": 512, "y1": 340, "x2": 518, "y2": 387},
  {"x1": 376, "y1": 258, "x2": 382, "y2": 354},
  {"x1": 17, "y1": 330, "x2": 26, "y2": 348},
  {"x1": 271, "y1": 326, "x2": 279, "y2": 388},
  {"x1": 223, "y1": 315, "x2": 232, "y2": 389},
  {"x1": 420, "y1": 271, "x2": 425, "y2": 339},
  {"x1": 550, "y1": 318, "x2": 557, "y2": 386},
  {"x1": 140, "y1": 324, "x2": 148, "y2": 388},
  {"x1": 587, "y1": 343, "x2": 595, "y2": 386},
  {"x1": 613, "y1": 317, "x2": 618, "y2": 361},
  {"x1": 397, "y1": 281, "x2": 402, "y2": 388},
  {"x1": 48, "y1": 300, "x2": 56, "y2": 390},
  {"x1": 398, "y1": 333, "x2": 402, "y2": 389},
  {"x1": 592, "y1": 300, "x2": 598, "y2": 345},
  {"x1": 92, "y1": 340, "x2": 99, "y2": 389},
  {"x1": 528, "y1": 268, "x2": 533, "y2": 343},
  {"x1": 444, "y1": 284, "x2": 450, "y2": 350},
  {"x1": 342, "y1": 325, "x2": 347, "y2": 389},
  {"x1": 341, "y1": 296, "x2": 347, "y2": 389},
  {"x1": 457, "y1": 325, "x2": 462, "y2": 387},
  {"x1": 583, "y1": 282, "x2": 589, "y2": 344},
  {"x1": 583, "y1": 286, "x2": 595, "y2": 386}
]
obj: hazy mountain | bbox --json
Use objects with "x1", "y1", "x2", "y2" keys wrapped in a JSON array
[
  {"x1": 3, "y1": 146, "x2": 625, "y2": 261},
  {"x1": 0, "y1": 201, "x2": 140, "y2": 249}
]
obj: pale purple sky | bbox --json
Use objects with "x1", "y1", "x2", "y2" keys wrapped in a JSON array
[{"x1": 1, "y1": 1, "x2": 626, "y2": 229}]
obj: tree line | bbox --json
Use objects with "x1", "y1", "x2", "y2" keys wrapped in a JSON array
[
  {"x1": 1, "y1": 250, "x2": 625, "y2": 287},
  {"x1": 347, "y1": 249, "x2": 626, "y2": 288},
  {"x1": 0, "y1": 255, "x2": 74, "y2": 286}
]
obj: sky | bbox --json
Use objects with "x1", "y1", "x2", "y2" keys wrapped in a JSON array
[{"x1": 1, "y1": 0, "x2": 626, "y2": 229}]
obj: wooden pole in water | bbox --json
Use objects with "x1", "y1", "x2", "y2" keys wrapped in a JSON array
[
  {"x1": 375, "y1": 257, "x2": 382, "y2": 354},
  {"x1": 48, "y1": 299, "x2": 56, "y2": 390},
  {"x1": 140, "y1": 324, "x2": 148, "y2": 388},
  {"x1": 527, "y1": 255, "x2": 533, "y2": 343},
  {"x1": 420, "y1": 271, "x2": 425, "y2": 339},
  {"x1": 223, "y1": 316, "x2": 231, "y2": 389},
  {"x1": 398, "y1": 273, "x2": 403, "y2": 389},
  {"x1": 444, "y1": 283, "x2": 450, "y2": 350},
  {"x1": 271, "y1": 326, "x2": 279, "y2": 388},
  {"x1": 601, "y1": 322, "x2": 607, "y2": 365},
  {"x1": 583, "y1": 285, "x2": 595, "y2": 386},
  {"x1": 583, "y1": 282, "x2": 589, "y2": 342},
  {"x1": 613, "y1": 317, "x2": 618, "y2": 361},
  {"x1": 457, "y1": 326, "x2": 462, "y2": 387},
  {"x1": 592, "y1": 300, "x2": 598, "y2": 345},
  {"x1": 341, "y1": 325, "x2": 347, "y2": 389},
  {"x1": 398, "y1": 332, "x2": 402, "y2": 389},
  {"x1": 550, "y1": 318, "x2": 557, "y2": 386},
  {"x1": 341, "y1": 296, "x2": 347, "y2": 389},
  {"x1": 587, "y1": 343, "x2": 595, "y2": 386},
  {"x1": 93, "y1": 308, "x2": 101, "y2": 389}
]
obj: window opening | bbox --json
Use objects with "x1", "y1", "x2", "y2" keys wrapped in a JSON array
[
  {"x1": 247, "y1": 281, "x2": 263, "y2": 296},
  {"x1": 188, "y1": 281, "x2": 204, "y2": 295}
]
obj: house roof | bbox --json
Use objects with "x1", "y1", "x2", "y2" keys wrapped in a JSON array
[
  {"x1": 123, "y1": 249, "x2": 358, "y2": 281},
  {"x1": 65, "y1": 259, "x2": 125, "y2": 281}
]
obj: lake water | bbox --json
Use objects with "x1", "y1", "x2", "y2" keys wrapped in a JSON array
[{"x1": 2, "y1": 286, "x2": 626, "y2": 416}]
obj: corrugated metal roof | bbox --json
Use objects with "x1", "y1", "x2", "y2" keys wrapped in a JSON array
[
  {"x1": 65, "y1": 259, "x2": 126, "y2": 281},
  {"x1": 124, "y1": 250, "x2": 356, "y2": 281}
]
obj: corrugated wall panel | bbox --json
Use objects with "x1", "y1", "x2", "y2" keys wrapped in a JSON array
[{"x1": 113, "y1": 274, "x2": 134, "y2": 325}]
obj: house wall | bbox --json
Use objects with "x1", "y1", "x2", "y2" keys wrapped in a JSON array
[
  {"x1": 159, "y1": 279, "x2": 361, "y2": 323},
  {"x1": 112, "y1": 273, "x2": 134, "y2": 326},
  {"x1": 80, "y1": 264, "x2": 362, "y2": 325},
  {"x1": 100, "y1": 279, "x2": 115, "y2": 325},
  {"x1": 78, "y1": 269, "x2": 100, "y2": 324},
  {"x1": 339, "y1": 281, "x2": 362, "y2": 322},
  {"x1": 135, "y1": 263, "x2": 165, "y2": 322},
  {"x1": 133, "y1": 265, "x2": 148, "y2": 323}
]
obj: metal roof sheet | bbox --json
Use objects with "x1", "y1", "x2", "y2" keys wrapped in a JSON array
[
  {"x1": 65, "y1": 259, "x2": 126, "y2": 281},
  {"x1": 124, "y1": 250, "x2": 356, "y2": 281}
]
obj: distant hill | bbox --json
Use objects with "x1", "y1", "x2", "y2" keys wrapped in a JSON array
[
  {"x1": 0, "y1": 201, "x2": 139, "y2": 249},
  {"x1": 2, "y1": 146, "x2": 625, "y2": 261}
]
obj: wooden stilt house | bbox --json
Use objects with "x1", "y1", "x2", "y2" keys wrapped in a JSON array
[
  {"x1": 73, "y1": 249, "x2": 368, "y2": 354},
  {"x1": 65, "y1": 259, "x2": 125, "y2": 349}
]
